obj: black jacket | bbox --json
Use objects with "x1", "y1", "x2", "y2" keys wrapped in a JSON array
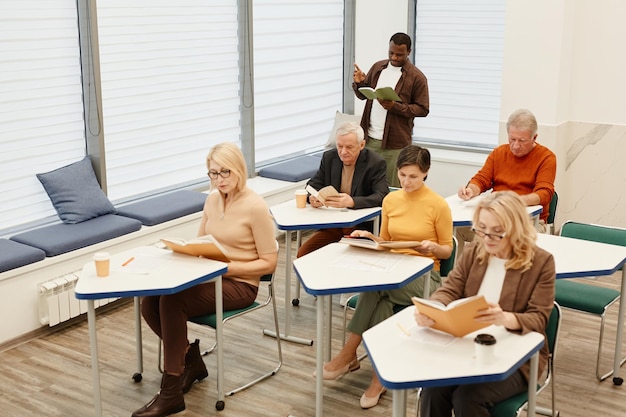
[{"x1": 306, "y1": 148, "x2": 389, "y2": 209}]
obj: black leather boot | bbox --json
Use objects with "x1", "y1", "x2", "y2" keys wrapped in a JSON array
[
  {"x1": 181, "y1": 339, "x2": 209, "y2": 394},
  {"x1": 131, "y1": 373, "x2": 185, "y2": 417}
]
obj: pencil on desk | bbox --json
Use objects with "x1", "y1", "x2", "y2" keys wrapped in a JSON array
[
  {"x1": 396, "y1": 322, "x2": 410, "y2": 336},
  {"x1": 122, "y1": 257, "x2": 135, "y2": 267}
]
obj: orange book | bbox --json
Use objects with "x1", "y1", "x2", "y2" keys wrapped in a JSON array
[
  {"x1": 411, "y1": 294, "x2": 490, "y2": 337},
  {"x1": 161, "y1": 234, "x2": 230, "y2": 262}
]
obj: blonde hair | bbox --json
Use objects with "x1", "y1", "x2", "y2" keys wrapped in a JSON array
[
  {"x1": 206, "y1": 142, "x2": 247, "y2": 192},
  {"x1": 472, "y1": 191, "x2": 537, "y2": 271}
]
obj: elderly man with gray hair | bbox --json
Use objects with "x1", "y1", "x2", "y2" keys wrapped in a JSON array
[
  {"x1": 456, "y1": 109, "x2": 557, "y2": 253},
  {"x1": 297, "y1": 121, "x2": 389, "y2": 258}
]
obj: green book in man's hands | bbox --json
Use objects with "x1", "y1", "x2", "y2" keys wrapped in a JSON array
[{"x1": 358, "y1": 86, "x2": 401, "y2": 102}]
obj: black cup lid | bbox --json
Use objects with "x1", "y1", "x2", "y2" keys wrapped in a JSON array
[{"x1": 474, "y1": 333, "x2": 497, "y2": 345}]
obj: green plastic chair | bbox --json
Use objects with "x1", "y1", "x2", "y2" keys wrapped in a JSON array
[
  {"x1": 489, "y1": 302, "x2": 562, "y2": 417},
  {"x1": 342, "y1": 236, "x2": 457, "y2": 345},
  {"x1": 157, "y1": 270, "x2": 282, "y2": 402},
  {"x1": 555, "y1": 220, "x2": 626, "y2": 381}
]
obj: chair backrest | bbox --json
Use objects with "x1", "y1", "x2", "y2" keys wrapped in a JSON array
[
  {"x1": 440, "y1": 236, "x2": 458, "y2": 277},
  {"x1": 546, "y1": 301, "x2": 562, "y2": 357},
  {"x1": 546, "y1": 192, "x2": 558, "y2": 234},
  {"x1": 560, "y1": 221, "x2": 626, "y2": 249},
  {"x1": 547, "y1": 192, "x2": 558, "y2": 225},
  {"x1": 487, "y1": 301, "x2": 562, "y2": 417}
]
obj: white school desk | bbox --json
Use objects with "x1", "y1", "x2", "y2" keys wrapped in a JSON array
[
  {"x1": 363, "y1": 306, "x2": 544, "y2": 417},
  {"x1": 74, "y1": 246, "x2": 228, "y2": 417},
  {"x1": 536, "y1": 233, "x2": 626, "y2": 385},
  {"x1": 268, "y1": 199, "x2": 381, "y2": 345},
  {"x1": 293, "y1": 243, "x2": 433, "y2": 417},
  {"x1": 445, "y1": 194, "x2": 542, "y2": 228}
]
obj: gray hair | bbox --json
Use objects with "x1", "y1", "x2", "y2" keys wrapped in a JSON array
[
  {"x1": 506, "y1": 109, "x2": 538, "y2": 136},
  {"x1": 335, "y1": 121, "x2": 365, "y2": 143}
]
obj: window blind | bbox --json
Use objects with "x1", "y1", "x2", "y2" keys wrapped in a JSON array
[
  {"x1": 253, "y1": 0, "x2": 344, "y2": 164},
  {"x1": 0, "y1": 1, "x2": 85, "y2": 233},
  {"x1": 96, "y1": 0, "x2": 240, "y2": 201},
  {"x1": 414, "y1": 0, "x2": 505, "y2": 148}
]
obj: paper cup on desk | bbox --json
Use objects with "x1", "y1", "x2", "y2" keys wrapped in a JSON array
[
  {"x1": 295, "y1": 189, "x2": 308, "y2": 208},
  {"x1": 93, "y1": 252, "x2": 110, "y2": 277},
  {"x1": 474, "y1": 333, "x2": 496, "y2": 366}
]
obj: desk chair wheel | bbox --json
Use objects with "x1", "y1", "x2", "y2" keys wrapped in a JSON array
[
  {"x1": 216, "y1": 400, "x2": 225, "y2": 410},
  {"x1": 292, "y1": 298, "x2": 299, "y2": 306},
  {"x1": 132, "y1": 373, "x2": 142, "y2": 383},
  {"x1": 613, "y1": 376, "x2": 623, "y2": 386}
]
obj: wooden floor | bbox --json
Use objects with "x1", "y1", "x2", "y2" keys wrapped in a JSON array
[{"x1": 1, "y1": 236, "x2": 626, "y2": 416}]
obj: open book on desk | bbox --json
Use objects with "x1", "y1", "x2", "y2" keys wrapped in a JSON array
[
  {"x1": 161, "y1": 234, "x2": 230, "y2": 262},
  {"x1": 305, "y1": 184, "x2": 340, "y2": 205},
  {"x1": 339, "y1": 236, "x2": 422, "y2": 251},
  {"x1": 411, "y1": 294, "x2": 490, "y2": 337},
  {"x1": 358, "y1": 86, "x2": 401, "y2": 102}
]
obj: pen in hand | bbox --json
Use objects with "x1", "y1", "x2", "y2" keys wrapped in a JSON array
[{"x1": 458, "y1": 182, "x2": 473, "y2": 200}]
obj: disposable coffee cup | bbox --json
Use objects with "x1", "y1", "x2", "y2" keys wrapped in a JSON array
[
  {"x1": 93, "y1": 252, "x2": 111, "y2": 277},
  {"x1": 295, "y1": 189, "x2": 308, "y2": 208},
  {"x1": 474, "y1": 333, "x2": 496, "y2": 366}
]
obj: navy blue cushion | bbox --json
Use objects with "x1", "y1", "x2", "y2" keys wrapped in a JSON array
[
  {"x1": 36, "y1": 157, "x2": 116, "y2": 224},
  {"x1": 258, "y1": 154, "x2": 322, "y2": 182},
  {"x1": 115, "y1": 190, "x2": 207, "y2": 226},
  {"x1": 0, "y1": 239, "x2": 46, "y2": 273},
  {"x1": 10, "y1": 214, "x2": 142, "y2": 257}
]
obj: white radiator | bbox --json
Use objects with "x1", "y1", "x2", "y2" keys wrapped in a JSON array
[{"x1": 37, "y1": 273, "x2": 118, "y2": 326}]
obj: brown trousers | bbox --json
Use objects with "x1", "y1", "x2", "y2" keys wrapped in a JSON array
[{"x1": 141, "y1": 279, "x2": 258, "y2": 374}]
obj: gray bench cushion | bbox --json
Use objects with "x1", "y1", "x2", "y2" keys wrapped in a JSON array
[
  {"x1": 0, "y1": 239, "x2": 46, "y2": 273},
  {"x1": 115, "y1": 190, "x2": 207, "y2": 226},
  {"x1": 10, "y1": 214, "x2": 142, "y2": 257},
  {"x1": 258, "y1": 154, "x2": 322, "y2": 182}
]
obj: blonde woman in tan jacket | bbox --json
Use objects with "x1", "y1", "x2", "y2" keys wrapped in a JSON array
[{"x1": 415, "y1": 191, "x2": 555, "y2": 417}]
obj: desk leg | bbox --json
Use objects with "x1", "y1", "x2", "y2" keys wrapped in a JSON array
[
  {"x1": 263, "y1": 230, "x2": 313, "y2": 345},
  {"x1": 133, "y1": 297, "x2": 143, "y2": 382},
  {"x1": 527, "y1": 351, "x2": 538, "y2": 417},
  {"x1": 294, "y1": 230, "x2": 302, "y2": 303},
  {"x1": 326, "y1": 294, "x2": 332, "y2": 362},
  {"x1": 612, "y1": 268, "x2": 626, "y2": 385},
  {"x1": 391, "y1": 389, "x2": 407, "y2": 417},
  {"x1": 215, "y1": 275, "x2": 225, "y2": 410},
  {"x1": 87, "y1": 300, "x2": 103, "y2": 417},
  {"x1": 315, "y1": 295, "x2": 325, "y2": 417}
]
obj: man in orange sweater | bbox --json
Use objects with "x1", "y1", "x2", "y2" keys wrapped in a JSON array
[{"x1": 456, "y1": 109, "x2": 556, "y2": 252}]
